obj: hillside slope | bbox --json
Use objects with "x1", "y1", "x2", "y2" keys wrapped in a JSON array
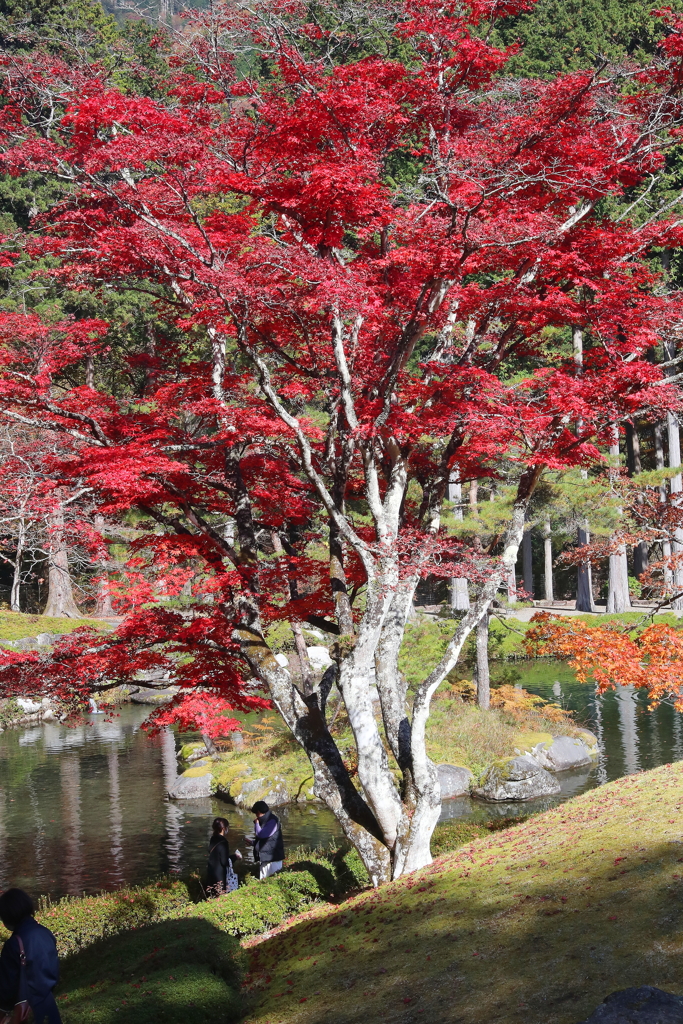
[{"x1": 242, "y1": 762, "x2": 683, "y2": 1024}]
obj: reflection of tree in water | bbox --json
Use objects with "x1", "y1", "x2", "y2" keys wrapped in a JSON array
[
  {"x1": 60, "y1": 755, "x2": 84, "y2": 895},
  {"x1": 108, "y1": 751, "x2": 125, "y2": 887},
  {"x1": 617, "y1": 686, "x2": 640, "y2": 776},
  {"x1": 160, "y1": 728, "x2": 184, "y2": 875}
]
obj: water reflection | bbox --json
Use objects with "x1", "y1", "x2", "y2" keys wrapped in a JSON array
[
  {"x1": 1, "y1": 666, "x2": 683, "y2": 900},
  {"x1": 0, "y1": 706, "x2": 342, "y2": 900},
  {"x1": 439, "y1": 664, "x2": 683, "y2": 825}
]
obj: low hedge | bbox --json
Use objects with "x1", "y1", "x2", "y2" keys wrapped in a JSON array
[{"x1": 29, "y1": 879, "x2": 192, "y2": 958}]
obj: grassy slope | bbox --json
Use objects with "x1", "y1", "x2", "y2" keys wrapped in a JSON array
[
  {"x1": 241, "y1": 762, "x2": 683, "y2": 1024},
  {"x1": 57, "y1": 919, "x2": 244, "y2": 1024}
]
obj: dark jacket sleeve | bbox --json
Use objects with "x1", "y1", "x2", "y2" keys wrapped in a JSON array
[{"x1": 0, "y1": 935, "x2": 21, "y2": 1011}]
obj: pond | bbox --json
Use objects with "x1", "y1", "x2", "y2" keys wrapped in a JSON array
[{"x1": 0, "y1": 664, "x2": 681, "y2": 900}]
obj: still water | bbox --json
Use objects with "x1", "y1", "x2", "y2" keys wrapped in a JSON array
[
  {"x1": 0, "y1": 706, "x2": 341, "y2": 900},
  {"x1": 1, "y1": 664, "x2": 682, "y2": 900}
]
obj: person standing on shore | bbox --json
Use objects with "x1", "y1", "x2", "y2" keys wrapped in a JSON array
[
  {"x1": 0, "y1": 888, "x2": 62, "y2": 1024},
  {"x1": 206, "y1": 817, "x2": 241, "y2": 897},
  {"x1": 247, "y1": 801, "x2": 285, "y2": 880}
]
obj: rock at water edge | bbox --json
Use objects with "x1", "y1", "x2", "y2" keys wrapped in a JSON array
[
  {"x1": 168, "y1": 768, "x2": 214, "y2": 799},
  {"x1": 577, "y1": 986, "x2": 683, "y2": 1023},
  {"x1": 472, "y1": 755, "x2": 561, "y2": 802},
  {"x1": 437, "y1": 764, "x2": 473, "y2": 799},
  {"x1": 532, "y1": 735, "x2": 594, "y2": 772}
]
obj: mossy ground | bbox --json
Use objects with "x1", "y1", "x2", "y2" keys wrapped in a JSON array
[
  {"x1": 0, "y1": 609, "x2": 108, "y2": 642},
  {"x1": 241, "y1": 761, "x2": 683, "y2": 1024},
  {"x1": 56, "y1": 919, "x2": 244, "y2": 1023}
]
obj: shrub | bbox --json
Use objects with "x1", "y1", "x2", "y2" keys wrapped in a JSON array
[{"x1": 31, "y1": 879, "x2": 192, "y2": 958}]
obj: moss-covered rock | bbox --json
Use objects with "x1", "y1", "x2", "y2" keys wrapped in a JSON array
[{"x1": 472, "y1": 754, "x2": 561, "y2": 801}]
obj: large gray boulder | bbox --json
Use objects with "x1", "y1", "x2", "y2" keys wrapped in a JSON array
[
  {"x1": 437, "y1": 764, "x2": 473, "y2": 799},
  {"x1": 472, "y1": 755, "x2": 561, "y2": 802},
  {"x1": 168, "y1": 769, "x2": 214, "y2": 799},
  {"x1": 532, "y1": 734, "x2": 595, "y2": 772},
  {"x1": 577, "y1": 987, "x2": 683, "y2": 1023}
]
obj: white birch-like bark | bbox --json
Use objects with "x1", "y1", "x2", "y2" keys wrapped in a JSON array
[
  {"x1": 543, "y1": 520, "x2": 554, "y2": 602},
  {"x1": 573, "y1": 326, "x2": 594, "y2": 611},
  {"x1": 448, "y1": 472, "x2": 469, "y2": 611},
  {"x1": 522, "y1": 526, "x2": 534, "y2": 598},
  {"x1": 474, "y1": 612, "x2": 490, "y2": 709},
  {"x1": 667, "y1": 410, "x2": 683, "y2": 610},
  {"x1": 655, "y1": 422, "x2": 673, "y2": 591},
  {"x1": 606, "y1": 428, "x2": 631, "y2": 614},
  {"x1": 10, "y1": 519, "x2": 25, "y2": 613}
]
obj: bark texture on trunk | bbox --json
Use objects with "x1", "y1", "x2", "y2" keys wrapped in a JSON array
[
  {"x1": 626, "y1": 423, "x2": 648, "y2": 579},
  {"x1": 667, "y1": 410, "x2": 683, "y2": 610},
  {"x1": 575, "y1": 524, "x2": 594, "y2": 611},
  {"x1": 10, "y1": 519, "x2": 25, "y2": 613},
  {"x1": 522, "y1": 527, "x2": 533, "y2": 598},
  {"x1": 448, "y1": 473, "x2": 469, "y2": 611},
  {"x1": 543, "y1": 520, "x2": 554, "y2": 602},
  {"x1": 44, "y1": 503, "x2": 81, "y2": 618},
  {"x1": 655, "y1": 421, "x2": 673, "y2": 591},
  {"x1": 606, "y1": 431, "x2": 631, "y2": 614},
  {"x1": 474, "y1": 612, "x2": 490, "y2": 709},
  {"x1": 94, "y1": 514, "x2": 114, "y2": 618}
]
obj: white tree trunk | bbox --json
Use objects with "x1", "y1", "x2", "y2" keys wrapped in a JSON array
[
  {"x1": 606, "y1": 430, "x2": 631, "y2": 614},
  {"x1": 522, "y1": 527, "x2": 533, "y2": 598},
  {"x1": 543, "y1": 520, "x2": 554, "y2": 602},
  {"x1": 44, "y1": 503, "x2": 81, "y2": 618},
  {"x1": 668, "y1": 411, "x2": 683, "y2": 610},
  {"x1": 575, "y1": 524, "x2": 594, "y2": 611},
  {"x1": 448, "y1": 472, "x2": 469, "y2": 611},
  {"x1": 474, "y1": 612, "x2": 490, "y2": 709},
  {"x1": 10, "y1": 519, "x2": 25, "y2": 613},
  {"x1": 655, "y1": 422, "x2": 673, "y2": 592}
]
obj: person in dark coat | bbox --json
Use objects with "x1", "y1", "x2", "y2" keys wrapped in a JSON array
[
  {"x1": 0, "y1": 888, "x2": 61, "y2": 1024},
  {"x1": 206, "y1": 817, "x2": 241, "y2": 897},
  {"x1": 247, "y1": 801, "x2": 285, "y2": 880}
]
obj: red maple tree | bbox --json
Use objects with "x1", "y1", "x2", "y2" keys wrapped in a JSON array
[{"x1": 0, "y1": 0, "x2": 682, "y2": 880}]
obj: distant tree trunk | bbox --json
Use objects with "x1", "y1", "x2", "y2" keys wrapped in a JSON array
[
  {"x1": 626, "y1": 422, "x2": 648, "y2": 579},
  {"x1": 574, "y1": 325, "x2": 594, "y2": 612},
  {"x1": 606, "y1": 428, "x2": 631, "y2": 614},
  {"x1": 469, "y1": 479, "x2": 478, "y2": 510},
  {"x1": 543, "y1": 520, "x2": 554, "y2": 602},
  {"x1": 667, "y1": 409, "x2": 683, "y2": 610},
  {"x1": 448, "y1": 472, "x2": 469, "y2": 611},
  {"x1": 94, "y1": 515, "x2": 114, "y2": 618},
  {"x1": 576, "y1": 525, "x2": 594, "y2": 611},
  {"x1": 655, "y1": 420, "x2": 672, "y2": 591},
  {"x1": 43, "y1": 502, "x2": 81, "y2": 618},
  {"x1": 473, "y1": 612, "x2": 490, "y2": 710},
  {"x1": 85, "y1": 355, "x2": 95, "y2": 389},
  {"x1": 522, "y1": 527, "x2": 534, "y2": 599},
  {"x1": 10, "y1": 519, "x2": 25, "y2": 613}
]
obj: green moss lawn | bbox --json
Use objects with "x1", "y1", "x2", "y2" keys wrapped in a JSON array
[
  {"x1": 56, "y1": 919, "x2": 244, "y2": 1024},
  {"x1": 0, "y1": 609, "x2": 109, "y2": 642},
  {"x1": 241, "y1": 761, "x2": 683, "y2": 1024}
]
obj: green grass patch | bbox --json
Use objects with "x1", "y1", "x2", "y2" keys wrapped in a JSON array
[
  {"x1": 56, "y1": 918, "x2": 244, "y2": 1024},
  {"x1": 0, "y1": 610, "x2": 109, "y2": 642},
  {"x1": 242, "y1": 761, "x2": 683, "y2": 1024}
]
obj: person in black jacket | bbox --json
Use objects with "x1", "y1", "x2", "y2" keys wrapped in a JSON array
[
  {"x1": 0, "y1": 888, "x2": 61, "y2": 1024},
  {"x1": 206, "y1": 817, "x2": 241, "y2": 897},
  {"x1": 247, "y1": 801, "x2": 285, "y2": 880}
]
